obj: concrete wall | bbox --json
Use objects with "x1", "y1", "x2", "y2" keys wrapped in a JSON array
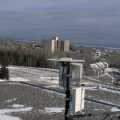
[
  {"x1": 52, "y1": 39, "x2": 58, "y2": 52},
  {"x1": 42, "y1": 39, "x2": 52, "y2": 51},
  {"x1": 64, "y1": 40, "x2": 69, "y2": 52},
  {"x1": 57, "y1": 40, "x2": 69, "y2": 52}
]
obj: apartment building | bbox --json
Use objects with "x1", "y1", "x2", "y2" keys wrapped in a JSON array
[{"x1": 42, "y1": 37, "x2": 69, "y2": 52}]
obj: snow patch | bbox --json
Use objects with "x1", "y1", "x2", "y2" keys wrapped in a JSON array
[
  {"x1": 101, "y1": 88, "x2": 120, "y2": 94},
  {"x1": 12, "y1": 104, "x2": 24, "y2": 108},
  {"x1": 0, "y1": 79, "x2": 4, "y2": 81},
  {"x1": 0, "y1": 104, "x2": 32, "y2": 120},
  {"x1": 44, "y1": 107, "x2": 64, "y2": 113},
  {"x1": 39, "y1": 107, "x2": 64, "y2": 114},
  {"x1": 39, "y1": 77, "x2": 59, "y2": 84},
  {"x1": 9, "y1": 77, "x2": 29, "y2": 81},
  {"x1": 0, "y1": 107, "x2": 32, "y2": 113},
  {"x1": 86, "y1": 86, "x2": 120, "y2": 94},
  {"x1": 85, "y1": 87, "x2": 98, "y2": 90},
  {"x1": 111, "y1": 107, "x2": 120, "y2": 112},
  {"x1": 5, "y1": 98, "x2": 17, "y2": 103},
  {"x1": 0, "y1": 112, "x2": 20, "y2": 120}
]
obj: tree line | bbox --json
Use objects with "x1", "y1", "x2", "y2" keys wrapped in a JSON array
[
  {"x1": 0, "y1": 47, "x2": 96, "y2": 69},
  {"x1": 0, "y1": 50, "x2": 46, "y2": 68},
  {"x1": 1, "y1": 47, "x2": 120, "y2": 70}
]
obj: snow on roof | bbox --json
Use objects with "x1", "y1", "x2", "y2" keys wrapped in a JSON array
[
  {"x1": 99, "y1": 62, "x2": 104, "y2": 66},
  {"x1": 95, "y1": 51, "x2": 101, "y2": 54},
  {"x1": 94, "y1": 64, "x2": 99, "y2": 68},
  {"x1": 103, "y1": 62, "x2": 109, "y2": 65},
  {"x1": 89, "y1": 62, "x2": 109, "y2": 70},
  {"x1": 95, "y1": 63, "x2": 102, "y2": 67},
  {"x1": 98, "y1": 62, "x2": 105, "y2": 67},
  {"x1": 90, "y1": 63, "x2": 101, "y2": 69}
]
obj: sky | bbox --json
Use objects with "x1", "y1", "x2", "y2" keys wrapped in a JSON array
[{"x1": 0, "y1": 0, "x2": 120, "y2": 47}]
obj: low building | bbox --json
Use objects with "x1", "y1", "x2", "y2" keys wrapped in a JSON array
[
  {"x1": 32, "y1": 44, "x2": 42, "y2": 49},
  {"x1": 42, "y1": 37, "x2": 69, "y2": 52},
  {"x1": 103, "y1": 62, "x2": 109, "y2": 68},
  {"x1": 94, "y1": 51, "x2": 101, "y2": 57},
  {"x1": 86, "y1": 62, "x2": 109, "y2": 76}
]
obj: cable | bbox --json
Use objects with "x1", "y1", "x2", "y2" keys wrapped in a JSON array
[
  {"x1": 68, "y1": 110, "x2": 120, "y2": 120},
  {"x1": 113, "y1": 79, "x2": 120, "y2": 91},
  {"x1": 102, "y1": 114, "x2": 110, "y2": 120}
]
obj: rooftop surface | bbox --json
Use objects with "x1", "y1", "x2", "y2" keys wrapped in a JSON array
[{"x1": 0, "y1": 66, "x2": 120, "y2": 120}]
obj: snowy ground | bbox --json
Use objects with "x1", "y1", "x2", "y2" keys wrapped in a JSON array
[
  {"x1": 0, "y1": 104, "x2": 32, "y2": 120},
  {"x1": 8, "y1": 66, "x2": 59, "y2": 85},
  {"x1": 0, "y1": 66, "x2": 120, "y2": 120}
]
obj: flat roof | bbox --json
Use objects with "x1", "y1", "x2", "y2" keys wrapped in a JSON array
[{"x1": 47, "y1": 58, "x2": 85, "y2": 63}]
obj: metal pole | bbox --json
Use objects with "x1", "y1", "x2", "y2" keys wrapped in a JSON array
[
  {"x1": 65, "y1": 63, "x2": 71, "y2": 120},
  {"x1": 30, "y1": 59, "x2": 31, "y2": 67},
  {"x1": 28, "y1": 59, "x2": 31, "y2": 67}
]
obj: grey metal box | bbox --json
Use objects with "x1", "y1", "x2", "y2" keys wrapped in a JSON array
[
  {"x1": 71, "y1": 63, "x2": 83, "y2": 86},
  {"x1": 59, "y1": 63, "x2": 83, "y2": 87}
]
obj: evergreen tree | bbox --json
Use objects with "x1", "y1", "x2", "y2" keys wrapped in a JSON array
[
  {"x1": 36, "y1": 56, "x2": 46, "y2": 67},
  {"x1": 0, "y1": 51, "x2": 9, "y2": 80}
]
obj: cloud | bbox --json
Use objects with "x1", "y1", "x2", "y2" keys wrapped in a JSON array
[{"x1": 0, "y1": 0, "x2": 120, "y2": 47}]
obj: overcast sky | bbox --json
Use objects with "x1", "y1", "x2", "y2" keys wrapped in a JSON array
[{"x1": 0, "y1": 0, "x2": 120, "y2": 47}]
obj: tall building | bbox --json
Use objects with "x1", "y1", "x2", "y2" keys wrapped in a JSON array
[{"x1": 42, "y1": 37, "x2": 69, "y2": 52}]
